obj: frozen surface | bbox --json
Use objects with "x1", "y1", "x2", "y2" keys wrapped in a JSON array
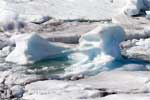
[
  {"x1": 0, "y1": 0, "x2": 127, "y2": 20},
  {"x1": 101, "y1": 94, "x2": 150, "y2": 100},
  {"x1": 121, "y1": 38, "x2": 150, "y2": 62},
  {"x1": 4, "y1": 24, "x2": 149, "y2": 76},
  {"x1": 23, "y1": 71, "x2": 150, "y2": 100}
]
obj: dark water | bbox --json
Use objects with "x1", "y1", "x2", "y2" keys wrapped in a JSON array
[
  {"x1": 2, "y1": 55, "x2": 148, "y2": 77},
  {"x1": 25, "y1": 57, "x2": 72, "y2": 76},
  {"x1": 23, "y1": 55, "x2": 149, "y2": 76}
]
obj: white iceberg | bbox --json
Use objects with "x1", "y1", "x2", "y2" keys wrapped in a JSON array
[
  {"x1": 144, "y1": 0, "x2": 150, "y2": 8},
  {"x1": 5, "y1": 33, "x2": 70, "y2": 65},
  {"x1": 65, "y1": 24, "x2": 126, "y2": 76}
]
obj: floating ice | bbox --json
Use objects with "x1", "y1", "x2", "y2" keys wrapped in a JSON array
[
  {"x1": 5, "y1": 33, "x2": 71, "y2": 65},
  {"x1": 5, "y1": 24, "x2": 148, "y2": 76},
  {"x1": 64, "y1": 24, "x2": 126, "y2": 76}
]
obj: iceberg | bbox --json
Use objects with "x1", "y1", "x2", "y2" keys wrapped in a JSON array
[
  {"x1": 5, "y1": 24, "x2": 147, "y2": 75},
  {"x1": 64, "y1": 24, "x2": 126, "y2": 76},
  {"x1": 5, "y1": 33, "x2": 70, "y2": 65}
]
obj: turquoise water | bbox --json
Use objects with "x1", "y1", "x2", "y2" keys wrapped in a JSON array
[
  {"x1": 24, "y1": 56, "x2": 148, "y2": 77},
  {"x1": 25, "y1": 57, "x2": 72, "y2": 76}
]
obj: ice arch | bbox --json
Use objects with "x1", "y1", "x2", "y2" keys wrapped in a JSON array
[{"x1": 65, "y1": 24, "x2": 126, "y2": 76}]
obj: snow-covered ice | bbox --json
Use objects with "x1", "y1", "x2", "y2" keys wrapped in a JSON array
[
  {"x1": 5, "y1": 33, "x2": 71, "y2": 65},
  {"x1": 64, "y1": 24, "x2": 126, "y2": 76},
  {"x1": 0, "y1": 0, "x2": 127, "y2": 20}
]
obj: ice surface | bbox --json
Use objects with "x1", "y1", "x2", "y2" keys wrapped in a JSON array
[{"x1": 5, "y1": 24, "x2": 148, "y2": 75}]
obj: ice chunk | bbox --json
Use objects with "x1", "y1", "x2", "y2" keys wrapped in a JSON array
[
  {"x1": 65, "y1": 24, "x2": 125, "y2": 76},
  {"x1": 81, "y1": 24, "x2": 125, "y2": 58},
  {"x1": 5, "y1": 33, "x2": 70, "y2": 65}
]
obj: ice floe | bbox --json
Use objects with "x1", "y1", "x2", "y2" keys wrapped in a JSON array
[
  {"x1": 64, "y1": 24, "x2": 126, "y2": 76},
  {"x1": 5, "y1": 33, "x2": 71, "y2": 65}
]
